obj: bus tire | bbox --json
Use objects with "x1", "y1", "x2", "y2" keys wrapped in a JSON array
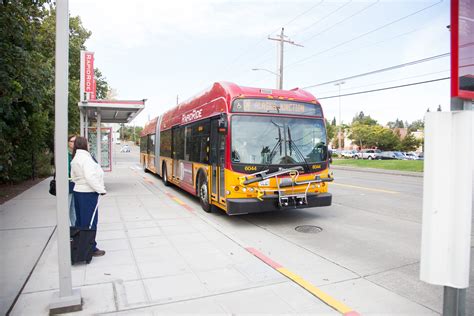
[
  {"x1": 197, "y1": 174, "x2": 212, "y2": 213},
  {"x1": 162, "y1": 163, "x2": 170, "y2": 186}
]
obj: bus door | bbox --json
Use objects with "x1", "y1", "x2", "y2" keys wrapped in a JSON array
[
  {"x1": 210, "y1": 116, "x2": 227, "y2": 206},
  {"x1": 171, "y1": 126, "x2": 184, "y2": 181}
]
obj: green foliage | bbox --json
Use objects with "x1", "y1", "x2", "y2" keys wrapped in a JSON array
[
  {"x1": 331, "y1": 159, "x2": 423, "y2": 172},
  {"x1": 407, "y1": 119, "x2": 424, "y2": 132},
  {"x1": 119, "y1": 125, "x2": 143, "y2": 143},
  {"x1": 0, "y1": 2, "x2": 109, "y2": 183},
  {"x1": 325, "y1": 119, "x2": 336, "y2": 145},
  {"x1": 352, "y1": 111, "x2": 377, "y2": 126},
  {"x1": 387, "y1": 118, "x2": 405, "y2": 129},
  {"x1": 399, "y1": 132, "x2": 421, "y2": 152}
]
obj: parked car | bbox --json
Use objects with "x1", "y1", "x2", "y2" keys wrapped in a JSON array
[
  {"x1": 405, "y1": 152, "x2": 420, "y2": 160},
  {"x1": 379, "y1": 151, "x2": 396, "y2": 160},
  {"x1": 341, "y1": 150, "x2": 359, "y2": 158},
  {"x1": 392, "y1": 151, "x2": 407, "y2": 160},
  {"x1": 120, "y1": 144, "x2": 131, "y2": 153},
  {"x1": 356, "y1": 149, "x2": 381, "y2": 160}
]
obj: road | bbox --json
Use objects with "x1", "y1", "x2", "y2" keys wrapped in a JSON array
[{"x1": 120, "y1": 143, "x2": 473, "y2": 314}]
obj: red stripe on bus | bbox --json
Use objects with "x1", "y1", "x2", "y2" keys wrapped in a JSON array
[{"x1": 245, "y1": 247, "x2": 283, "y2": 269}]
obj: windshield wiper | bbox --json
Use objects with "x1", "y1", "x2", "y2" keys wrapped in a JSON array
[
  {"x1": 261, "y1": 121, "x2": 283, "y2": 171},
  {"x1": 287, "y1": 126, "x2": 311, "y2": 172}
]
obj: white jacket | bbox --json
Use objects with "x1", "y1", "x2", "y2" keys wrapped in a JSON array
[{"x1": 71, "y1": 149, "x2": 106, "y2": 194}]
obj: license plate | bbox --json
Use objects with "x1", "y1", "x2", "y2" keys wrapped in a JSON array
[{"x1": 259, "y1": 179, "x2": 270, "y2": 186}]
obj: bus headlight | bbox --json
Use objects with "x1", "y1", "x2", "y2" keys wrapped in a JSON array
[
  {"x1": 248, "y1": 187, "x2": 254, "y2": 192},
  {"x1": 242, "y1": 187, "x2": 247, "y2": 192}
]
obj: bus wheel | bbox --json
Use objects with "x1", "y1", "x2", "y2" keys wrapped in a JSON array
[
  {"x1": 198, "y1": 174, "x2": 212, "y2": 213},
  {"x1": 162, "y1": 164, "x2": 170, "y2": 186}
]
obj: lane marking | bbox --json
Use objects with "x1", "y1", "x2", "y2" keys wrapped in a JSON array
[
  {"x1": 332, "y1": 182, "x2": 398, "y2": 194},
  {"x1": 165, "y1": 192, "x2": 194, "y2": 213},
  {"x1": 246, "y1": 247, "x2": 359, "y2": 316}
]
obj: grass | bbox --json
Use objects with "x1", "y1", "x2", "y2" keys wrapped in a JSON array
[{"x1": 331, "y1": 158, "x2": 424, "y2": 172}]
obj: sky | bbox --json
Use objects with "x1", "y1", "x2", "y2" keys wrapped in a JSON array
[{"x1": 69, "y1": 0, "x2": 452, "y2": 127}]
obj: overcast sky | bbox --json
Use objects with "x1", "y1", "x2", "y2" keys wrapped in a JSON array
[{"x1": 69, "y1": 0, "x2": 451, "y2": 127}]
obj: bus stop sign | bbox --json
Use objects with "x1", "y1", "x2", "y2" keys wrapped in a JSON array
[{"x1": 451, "y1": 0, "x2": 474, "y2": 99}]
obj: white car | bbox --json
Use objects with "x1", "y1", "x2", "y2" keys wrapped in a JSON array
[{"x1": 120, "y1": 145, "x2": 130, "y2": 153}]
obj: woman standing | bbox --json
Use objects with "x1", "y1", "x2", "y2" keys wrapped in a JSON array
[
  {"x1": 71, "y1": 136, "x2": 106, "y2": 257},
  {"x1": 68, "y1": 135, "x2": 76, "y2": 226}
]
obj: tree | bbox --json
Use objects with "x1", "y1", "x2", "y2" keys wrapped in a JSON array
[
  {"x1": 325, "y1": 119, "x2": 336, "y2": 146},
  {"x1": 407, "y1": 119, "x2": 424, "y2": 132},
  {"x1": 400, "y1": 132, "x2": 421, "y2": 152},
  {"x1": 352, "y1": 111, "x2": 377, "y2": 126},
  {"x1": 347, "y1": 123, "x2": 372, "y2": 149},
  {"x1": 387, "y1": 118, "x2": 404, "y2": 129},
  {"x1": 331, "y1": 117, "x2": 336, "y2": 126},
  {"x1": 0, "y1": 1, "x2": 109, "y2": 182},
  {"x1": 0, "y1": 1, "x2": 54, "y2": 182}
]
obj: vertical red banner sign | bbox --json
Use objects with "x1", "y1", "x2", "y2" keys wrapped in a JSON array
[
  {"x1": 451, "y1": 0, "x2": 474, "y2": 99},
  {"x1": 84, "y1": 52, "x2": 94, "y2": 93}
]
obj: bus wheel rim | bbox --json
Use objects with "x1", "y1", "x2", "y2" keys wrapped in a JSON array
[{"x1": 200, "y1": 183, "x2": 208, "y2": 204}]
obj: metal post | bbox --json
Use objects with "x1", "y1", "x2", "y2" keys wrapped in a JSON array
[
  {"x1": 85, "y1": 111, "x2": 88, "y2": 140},
  {"x1": 96, "y1": 110, "x2": 101, "y2": 167},
  {"x1": 278, "y1": 28, "x2": 284, "y2": 90},
  {"x1": 441, "y1": 96, "x2": 472, "y2": 316},
  {"x1": 79, "y1": 108, "x2": 84, "y2": 137},
  {"x1": 444, "y1": 286, "x2": 466, "y2": 316},
  {"x1": 50, "y1": 0, "x2": 82, "y2": 312},
  {"x1": 268, "y1": 28, "x2": 303, "y2": 90},
  {"x1": 335, "y1": 81, "x2": 345, "y2": 151}
]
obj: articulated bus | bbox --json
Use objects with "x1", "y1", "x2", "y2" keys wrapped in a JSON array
[{"x1": 140, "y1": 82, "x2": 332, "y2": 215}]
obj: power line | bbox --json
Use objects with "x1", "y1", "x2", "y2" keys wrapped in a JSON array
[
  {"x1": 252, "y1": 17, "x2": 435, "y2": 76},
  {"x1": 317, "y1": 77, "x2": 449, "y2": 100},
  {"x1": 221, "y1": 1, "x2": 325, "y2": 73},
  {"x1": 292, "y1": 0, "x2": 353, "y2": 38},
  {"x1": 302, "y1": 52, "x2": 449, "y2": 89},
  {"x1": 299, "y1": 0, "x2": 380, "y2": 44},
  {"x1": 285, "y1": 0, "x2": 443, "y2": 69},
  {"x1": 315, "y1": 69, "x2": 449, "y2": 95}
]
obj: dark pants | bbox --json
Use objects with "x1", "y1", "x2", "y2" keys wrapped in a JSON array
[{"x1": 74, "y1": 191, "x2": 99, "y2": 250}]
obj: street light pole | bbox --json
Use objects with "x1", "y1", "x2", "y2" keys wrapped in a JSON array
[
  {"x1": 335, "y1": 81, "x2": 345, "y2": 151},
  {"x1": 252, "y1": 68, "x2": 280, "y2": 89}
]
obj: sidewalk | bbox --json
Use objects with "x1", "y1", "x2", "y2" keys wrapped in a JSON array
[{"x1": 5, "y1": 160, "x2": 340, "y2": 315}]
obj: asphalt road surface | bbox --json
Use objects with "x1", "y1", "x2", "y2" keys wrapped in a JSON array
[{"x1": 120, "y1": 143, "x2": 473, "y2": 314}]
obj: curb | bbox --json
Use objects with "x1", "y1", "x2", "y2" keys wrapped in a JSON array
[{"x1": 330, "y1": 165, "x2": 423, "y2": 178}]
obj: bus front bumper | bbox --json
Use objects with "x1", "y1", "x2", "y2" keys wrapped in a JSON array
[{"x1": 226, "y1": 192, "x2": 332, "y2": 215}]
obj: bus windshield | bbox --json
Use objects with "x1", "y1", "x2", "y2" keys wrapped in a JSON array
[{"x1": 231, "y1": 115, "x2": 327, "y2": 165}]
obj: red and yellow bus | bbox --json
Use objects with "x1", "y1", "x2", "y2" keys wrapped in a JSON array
[{"x1": 140, "y1": 82, "x2": 332, "y2": 215}]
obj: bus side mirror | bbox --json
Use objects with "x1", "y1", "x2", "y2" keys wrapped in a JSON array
[{"x1": 218, "y1": 115, "x2": 227, "y2": 133}]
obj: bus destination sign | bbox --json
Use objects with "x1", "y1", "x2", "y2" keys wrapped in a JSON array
[{"x1": 232, "y1": 99, "x2": 322, "y2": 116}]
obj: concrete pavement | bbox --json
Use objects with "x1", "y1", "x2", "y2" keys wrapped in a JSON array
[{"x1": 3, "y1": 151, "x2": 343, "y2": 315}]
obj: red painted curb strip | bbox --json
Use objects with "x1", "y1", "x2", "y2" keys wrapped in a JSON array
[{"x1": 245, "y1": 247, "x2": 283, "y2": 269}]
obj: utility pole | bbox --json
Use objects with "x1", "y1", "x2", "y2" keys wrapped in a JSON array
[
  {"x1": 268, "y1": 28, "x2": 303, "y2": 89},
  {"x1": 176, "y1": 95, "x2": 179, "y2": 105},
  {"x1": 335, "y1": 81, "x2": 345, "y2": 151}
]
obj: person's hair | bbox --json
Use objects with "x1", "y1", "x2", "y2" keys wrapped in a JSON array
[
  {"x1": 73, "y1": 136, "x2": 88, "y2": 158},
  {"x1": 68, "y1": 135, "x2": 76, "y2": 142}
]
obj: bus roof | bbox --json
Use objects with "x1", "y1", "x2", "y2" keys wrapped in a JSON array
[
  {"x1": 140, "y1": 116, "x2": 158, "y2": 137},
  {"x1": 145, "y1": 82, "x2": 319, "y2": 132}
]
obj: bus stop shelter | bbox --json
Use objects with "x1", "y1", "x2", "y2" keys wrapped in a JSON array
[{"x1": 78, "y1": 99, "x2": 146, "y2": 167}]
